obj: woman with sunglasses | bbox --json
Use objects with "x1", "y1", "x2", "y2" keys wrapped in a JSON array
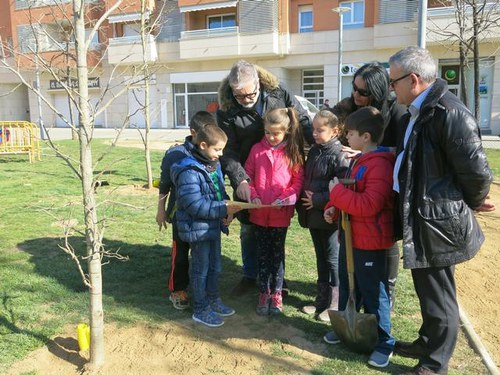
[
  {"x1": 332, "y1": 62, "x2": 407, "y2": 151},
  {"x1": 330, "y1": 61, "x2": 407, "y2": 310}
]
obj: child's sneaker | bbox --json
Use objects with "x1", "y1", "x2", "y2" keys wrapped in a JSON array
[
  {"x1": 323, "y1": 331, "x2": 340, "y2": 344},
  {"x1": 368, "y1": 350, "x2": 392, "y2": 368},
  {"x1": 269, "y1": 291, "x2": 283, "y2": 315},
  {"x1": 256, "y1": 292, "x2": 271, "y2": 316},
  {"x1": 210, "y1": 298, "x2": 235, "y2": 317},
  {"x1": 192, "y1": 308, "x2": 224, "y2": 328},
  {"x1": 169, "y1": 290, "x2": 189, "y2": 310}
]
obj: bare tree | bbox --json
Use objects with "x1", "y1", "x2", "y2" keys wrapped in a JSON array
[
  {"x1": 0, "y1": 0, "x2": 159, "y2": 369},
  {"x1": 72, "y1": 0, "x2": 105, "y2": 366},
  {"x1": 428, "y1": 0, "x2": 500, "y2": 121},
  {"x1": 140, "y1": 0, "x2": 154, "y2": 189},
  {"x1": 136, "y1": 0, "x2": 169, "y2": 189}
]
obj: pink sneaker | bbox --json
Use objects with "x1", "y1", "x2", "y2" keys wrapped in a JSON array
[
  {"x1": 256, "y1": 292, "x2": 270, "y2": 316},
  {"x1": 270, "y1": 291, "x2": 283, "y2": 315}
]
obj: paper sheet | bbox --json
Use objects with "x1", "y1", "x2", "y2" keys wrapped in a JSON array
[{"x1": 225, "y1": 200, "x2": 290, "y2": 209}]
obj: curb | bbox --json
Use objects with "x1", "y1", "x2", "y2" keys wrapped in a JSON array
[{"x1": 459, "y1": 304, "x2": 500, "y2": 375}]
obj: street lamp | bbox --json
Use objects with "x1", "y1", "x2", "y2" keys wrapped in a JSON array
[
  {"x1": 332, "y1": 6, "x2": 351, "y2": 103},
  {"x1": 28, "y1": 15, "x2": 50, "y2": 140}
]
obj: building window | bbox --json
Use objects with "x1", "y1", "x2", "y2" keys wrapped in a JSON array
[
  {"x1": 299, "y1": 5, "x2": 313, "y2": 33},
  {"x1": 302, "y1": 69, "x2": 324, "y2": 107},
  {"x1": 85, "y1": 29, "x2": 99, "y2": 50},
  {"x1": 340, "y1": 0, "x2": 365, "y2": 28},
  {"x1": 173, "y1": 82, "x2": 219, "y2": 128},
  {"x1": 207, "y1": 14, "x2": 236, "y2": 29}
]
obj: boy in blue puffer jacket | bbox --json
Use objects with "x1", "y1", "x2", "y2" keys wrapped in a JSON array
[
  {"x1": 156, "y1": 111, "x2": 215, "y2": 311},
  {"x1": 170, "y1": 125, "x2": 242, "y2": 327}
]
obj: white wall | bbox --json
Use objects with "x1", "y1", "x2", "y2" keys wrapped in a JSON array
[{"x1": 0, "y1": 84, "x2": 30, "y2": 121}]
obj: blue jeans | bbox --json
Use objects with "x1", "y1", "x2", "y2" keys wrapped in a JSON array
[
  {"x1": 310, "y1": 228, "x2": 339, "y2": 286},
  {"x1": 338, "y1": 231, "x2": 395, "y2": 355},
  {"x1": 190, "y1": 239, "x2": 221, "y2": 314},
  {"x1": 240, "y1": 223, "x2": 258, "y2": 279}
]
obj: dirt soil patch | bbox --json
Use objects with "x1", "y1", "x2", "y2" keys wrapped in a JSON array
[
  {"x1": 5, "y1": 185, "x2": 500, "y2": 375},
  {"x1": 455, "y1": 182, "x2": 500, "y2": 366}
]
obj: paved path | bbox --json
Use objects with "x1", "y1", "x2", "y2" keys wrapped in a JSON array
[
  {"x1": 42, "y1": 127, "x2": 500, "y2": 149},
  {"x1": 44, "y1": 128, "x2": 191, "y2": 142},
  {"x1": 481, "y1": 135, "x2": 500, "y2": 149}
]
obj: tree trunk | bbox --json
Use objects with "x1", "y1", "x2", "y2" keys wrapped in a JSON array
[
  {"x1": 457, "y1": 0, "x2": 468, "y2": 106},
  {"x1": 73, "y1": 0, "x2": 105, "y2": 367},
  {"x1": 141, "y1": 0, "x2": 153, "y2": 189},
  {"x1": 472, "y1": 0, "x2": 481, "y2": 122}
]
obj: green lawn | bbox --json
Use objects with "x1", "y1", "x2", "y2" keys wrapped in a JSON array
[
  {"x1": 0, "y1": 140, "x2": 495, "y2": 374},
  {"x1": 486, "y1": 149, "x2": 500, "y2": 177}
]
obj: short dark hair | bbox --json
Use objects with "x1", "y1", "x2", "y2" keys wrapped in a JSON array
[
  {"x1": 196, "y1": 124, "x2": 228, "y2": 146},
  {"x1": 345, "y1": 106, "x2": 384, "y2": 144},
  {"x1": 189, "y1": 111, "x2": 215, "y2": 132}
]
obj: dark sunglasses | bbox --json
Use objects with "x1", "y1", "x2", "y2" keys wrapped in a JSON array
[
  {"x1": 352, "y1": 82, "x2": 370, "y2": 97},
  {"x1": 233, "y1": 88, "x2": 258, "y2": 101},
  {"x1": 389, "y1": 72, "x2": 418, "y2": 88}
]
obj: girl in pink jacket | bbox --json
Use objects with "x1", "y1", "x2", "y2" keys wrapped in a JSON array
[{"x1": 244, "y1": 107, "x2": 304, "y2": 316}]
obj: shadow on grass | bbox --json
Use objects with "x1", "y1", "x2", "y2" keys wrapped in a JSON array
[
  {"x1": 16, "y1": 237, "x2": 326, "y2": 348},
  {"x1": 14, "y1": 235, "x2": 414, "y2": 373},
  {"x1": 1, "y1": 292, "x2": 87, "y2": 370}
]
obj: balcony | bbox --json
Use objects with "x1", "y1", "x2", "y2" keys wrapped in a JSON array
[
  {"x1": 107, "y1": 34, "x2": 158, "y2": 65},
  {"x1": 179, "y1": 27, "x2": 283, "y2": 60},
  {"x1": 15, "y1": 0, "x2": 97, "y2": 9},
  {"x1": 371, "y1": 0, "x2": 419, "y2": 49}
]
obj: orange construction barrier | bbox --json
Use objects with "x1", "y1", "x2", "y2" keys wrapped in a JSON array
[{"x1": 0, "y1": 121, "x2": 41, "y2": 162}]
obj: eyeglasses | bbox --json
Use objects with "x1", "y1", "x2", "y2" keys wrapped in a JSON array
[
  {"x1": 389, "y1": 72, "x2": 417, "y2": 88},
  {"x1": 233, "y1": 87, "x2": 259, "y2": 101},
  {"x1": 352, "y1": 82, "x2": 370, "y2": 97}
]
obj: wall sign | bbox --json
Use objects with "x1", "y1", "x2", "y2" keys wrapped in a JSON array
[{"x1": 49, "y1": 77, "x2": 100, "y2": 90}]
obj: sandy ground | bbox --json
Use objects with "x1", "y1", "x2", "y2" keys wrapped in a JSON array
[
  {"x1": 5, "y1": 142, "x2": 500, "y2": 375},
  {"x1": 6, "y1": 317, "x2": 327, "y2": 375},
  {"x1": 455, "y1": 182, "x2": 500, "y2": 365}
]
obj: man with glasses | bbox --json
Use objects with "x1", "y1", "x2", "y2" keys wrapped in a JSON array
[
  {"x1": 389, "y1": 46, "x2": 494, "y2": 375},
  {"x1": 217, "y1": 60, "x2": 313, "y2": 296}
]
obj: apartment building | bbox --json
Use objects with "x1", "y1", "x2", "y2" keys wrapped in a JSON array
[{"x1": 1, "y1": 0, "x2": 499, "y2": 134}]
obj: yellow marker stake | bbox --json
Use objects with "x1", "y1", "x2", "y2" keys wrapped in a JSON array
[{"x1": 77, "y1": 323, "x2": 90, "y2": 351}]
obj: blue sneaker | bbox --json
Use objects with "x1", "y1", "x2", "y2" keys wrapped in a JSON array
[
  {"x1": 210, "y1": 298, "x2": 235, "y2": 317},
  {"x1": 368, "y1": 350, "x2": 393, "y2": 368},
  {"x1": 192, "y1": 309, "x2": 224, "y2": 327},
  {"x1": 323, "y1": 331, "x2": 340, "y2": 344}
]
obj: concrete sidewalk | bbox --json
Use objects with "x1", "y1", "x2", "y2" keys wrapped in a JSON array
[
  {"x1": 42, "y1": 127, "x2": 500, "y2": 148},
  {"x1": 482, "y1": 135, "x2": 500, "y2": 149},
  {"x1": 44, "y1": 128, "x2": 191, "y2": 142}
]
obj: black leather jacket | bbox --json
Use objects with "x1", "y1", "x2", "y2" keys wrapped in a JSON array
[
  {"x1": 296, "y1": 137, "x2": 349, "y2": 230},
  {"x1": 396, "y1": 78, "x2": 493, "y2": 269}
]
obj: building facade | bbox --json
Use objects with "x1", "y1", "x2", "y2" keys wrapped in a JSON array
[{"x1": 1, "y1": 0, "x2": 499, "y2": 134}]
